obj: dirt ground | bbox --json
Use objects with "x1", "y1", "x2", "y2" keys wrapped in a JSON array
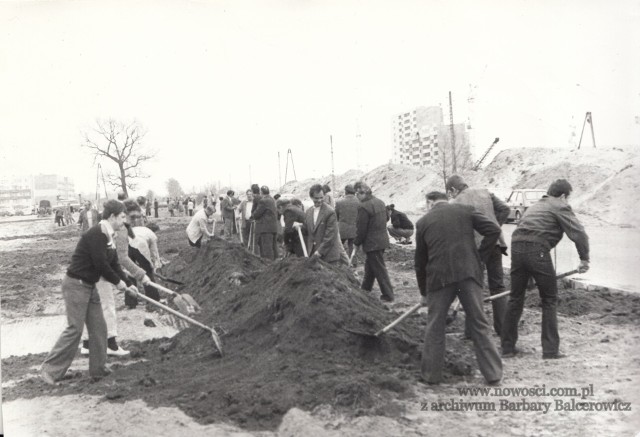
[{"x1": 1, "y1": 213, "x2": 640, "y2": 436}]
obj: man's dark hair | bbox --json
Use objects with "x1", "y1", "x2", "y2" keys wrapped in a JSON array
[
  {"x1": 445, "y1": 175, "x2": 468, "y2": 193},
  {"x1": 251, "y1": 184, "x2": 260, "y2": 195},
  {"x1": 309, "y1": 184, "x2": 324, "y2": 198},
  {"x1": 547, "y1": 179, "x2": 573, "y2": 197},
  {"x1": 246, "y1": 189, "x2": 252, "y2": 195},
  {"x1": 102, "y1": 199, "x2": 125, "y2": 219},
  {"x1": 273, "y1": 193, "x2": 281, "y2": 200},
  {"x1": 291, "y1": 198, "x2": 304, "y2": 210},
  {"x1": 136, "y1": 196, "x2": 146, "y2": 207},
  {"x1": 322, "y1": 184, "x2": 331, "y2": 193},
  {"x1": 344, "y1": 184, "x2": 356, "y2": 195},
  {"x1": 116, "y1": 191, "x2": 127, "y2": 201},
  {"x1": 227, "y1": 190, "x2": 234, "y2": 196},
  {"x1": 122, "y1": 199, "x2": 141, "y2": 214},
  {"x1": 426, "y1": 191, "x2": 448, "y2": 202},
  {"x1": 276, "y1": 198, "x2": 290, "y2": 209},
  {"x1": 354, "y1": 181, "x2": 371, "y2": 195},
  {"x1": 260, "y1": 185, "x2": 270, "y2": 195},
  {"x1": 386, "y1": 204, "x2": 395, "y2": 210}
]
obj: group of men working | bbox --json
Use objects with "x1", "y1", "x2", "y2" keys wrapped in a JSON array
[{"x1": 41, "y1": 172, "x2": 590, "y2": 389}]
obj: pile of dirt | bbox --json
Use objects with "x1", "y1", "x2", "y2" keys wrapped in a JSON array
[{"x1": 145, "y1": 238, "x2": 474, "y2": 429}]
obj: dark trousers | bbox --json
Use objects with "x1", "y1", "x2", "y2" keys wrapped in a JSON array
[
  {"x1": 341, "y1": 238, "x2": 355, "y2": 258},
  {"x1": 154, "y1": 208, "x2": 158, "y2": 218},
  {"x1": 464, "y1": 245, "x2": 507, "y2": 336},
  {"x1": 501, "y1": 242, "x2": 559, "y2": 356},
  {"x1": 257, "y1": 232, "x2": 277, "y2": 260},
  {"x1": 361, "y1": 249, "x2": 394, "y2": 299},
  {"x1": 188, "y1": 236, "x2": 202, "y2": 248},
  {"x1": 241, "y1": 224, "x2": 251, "y2": 248},
  {"x1": 422, "y1": 279, "x2": 503, "y2": 384}
]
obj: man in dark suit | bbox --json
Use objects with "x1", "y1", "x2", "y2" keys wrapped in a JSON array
[
  {"x1": 335, "y1": 184, "x2": 359, "y2": 259},
  {"x1": 415, "y1": 191, "x2": 503, "y2": 385},
  {"x1": 221, "y1": 190, "x2": 240, "y2": 240},
  {"x1": 237, "y1": 189, "x2": 254, "y2": 248},
  {"x1": 354, "y1": 181, "x2": 394, "y2": 302},
  {"x1": 250, "y1": 185, "x2": 278, "y2": 260},
  {"x1": 277, "y1": 197, "x2": 307, "y2": 257},
  {"x1": 297, "y1": 184, "x2": 348, "y2": 265}
]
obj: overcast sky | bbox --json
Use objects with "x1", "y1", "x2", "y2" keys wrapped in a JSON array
[{"x1": 1, "y1": 0, "x2": 638, "y2": 196}]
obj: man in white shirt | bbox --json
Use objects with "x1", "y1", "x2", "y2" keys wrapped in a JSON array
[
  {"x1": 237, "y1": 190, "x2": 254, "y2": 248},
  {"x1": 186, "y1": 205, "x2": 216, "y2": 248}
]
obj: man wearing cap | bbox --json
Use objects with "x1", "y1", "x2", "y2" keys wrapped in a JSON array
[
  {"x1": 186, "y1": 205, "x2": 217, "y2": 248},
  {"x1": 386, "y1": 204, "x2": 414, "y2": 245},
  {"x1": 446, "y1": 174, "x2": 510, "y2": 336},
  {"x1": 501, "y1": 179, "x2": 589, "y2": 360}
]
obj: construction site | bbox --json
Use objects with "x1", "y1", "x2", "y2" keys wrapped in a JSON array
[{"x1": 0, "y1": 145, "x2": 639, "y2": 436}]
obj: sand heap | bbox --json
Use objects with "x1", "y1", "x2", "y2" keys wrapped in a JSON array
[{"x1": 156, "y1": 239, "x2": 474, "y2": 430}]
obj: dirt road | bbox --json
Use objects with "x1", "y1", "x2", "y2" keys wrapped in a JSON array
[{"x1": 1, "y1": 214, "x2": 639, "y2": 436}]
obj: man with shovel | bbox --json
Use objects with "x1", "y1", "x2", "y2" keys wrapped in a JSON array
[
  {"x1": 415, "y1": 191, "x2": 503, "y2": 386},
  {"x1": 501, "y1": 179, "x2": 590, "y2": 360},
  {"x1": 186, "y1": 205, "x2": 217, "y2": 248}
]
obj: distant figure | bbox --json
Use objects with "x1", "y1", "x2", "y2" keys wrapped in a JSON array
[
  {"x1": 385, "y1": 204, "x2": 414, "y2": 245},
  {"x1": 145, "y1": 199, "x2": 152, "y2": 217},
  {"x1": 153, "y1": 198, "x2": 159, "y2": 218},
  {"x1": 250, "y1": 185, "x2": 278, "y2": 260},
  {"x1": 335, "y1": 184, "x2": 359, "y2": 259},
  {"x1": 78, "y1": 201, "x2": 99, "y2": 233},
  {"x1": 187, "y1": 198, "x2": 194, "y2": 216},
  {"x1": 322, "y1": 184, "x2": 335, "y2": 208},
  {"x1": 354, "y1": 181, "x2": 394, "y2": 302},
  {"x1": 501, "y1": 179, "x2": 590, "y2": 360},
  {"x1": 55, "y1": 208, "x2": 65, "y2": 226},
  {"x1": 221, "y1": 190, "x2": 240, "y2": 240},
  {"x1": 238, "y1": 189, "x2": 254, "y2": 249}
]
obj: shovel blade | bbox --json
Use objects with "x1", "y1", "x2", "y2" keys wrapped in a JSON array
[
  {"x1": 344, "y1": 327, "x2": 378, "y2": 339},
  {"x1": 181, "y1": 294, "x2": 202, "y2": 313}
]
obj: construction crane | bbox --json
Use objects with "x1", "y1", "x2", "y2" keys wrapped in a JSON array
[
  {"x1": 283, "y1": 149, "x2": 297, "y2": 184},
  {"x1": 472, "y1": 138, "x2": 500, "y2": 171},
  {"x1": 577, "y1": 112, "x2": 596, "y2": 149}
]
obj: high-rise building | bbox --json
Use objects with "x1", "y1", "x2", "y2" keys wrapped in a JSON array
[
  {"x1": 392, "y1": 105, "x2": 469, "y2": 168},
  {"x1": 0, "y1": 174, "x2": 76, "y2": 211}
]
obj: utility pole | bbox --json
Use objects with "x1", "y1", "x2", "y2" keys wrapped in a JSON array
[
  {"x1": 577, "y1": 112, "x2": 596, "y2": 149},
  {"x1": 449, "y1": 91, "x2": 457, "y2": 173},
  {"x1": 278, "y1": 151, "x2": 282, "y2": 188},
  {"x1": 330, "y1": 135, "x2": 336, "y2": 190}
]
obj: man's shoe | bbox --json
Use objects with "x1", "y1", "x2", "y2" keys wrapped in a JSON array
[
  {"x1": 107, "y1": 346, "x2": 130, "y2": 357},
  {"x1": 543, "y1": 352, "x2": 568, "y2": 360},
  {"x1": 487, "y1": 379, "x2": 501, "y2": 386},
  {"x1": 40, "y1": 371, "x2": 58, "y2": 386},
  {"x1": 502, "y1": 350, "x2": 518, "y2": 358},
  {"x1": 380, "y1": 295, "x2": 394, "y2": 303}
]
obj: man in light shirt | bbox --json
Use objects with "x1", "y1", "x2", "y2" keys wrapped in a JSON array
[
  {"x1": 78, "y1": 201, "x2": 99, "y2": 233},
  {"x1": 237, "y1": 189, "x2": 254, "y2": 248},
  {"x1": 186, "y1": 205, "x2": 216, "y2": 248}
]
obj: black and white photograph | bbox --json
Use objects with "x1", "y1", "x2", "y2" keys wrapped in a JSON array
[{"x1": 0, "y1": 0, "x2": 638, "y2": 435}]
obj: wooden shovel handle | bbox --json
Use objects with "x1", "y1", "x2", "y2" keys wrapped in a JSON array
[{"x1": 375, "y1": 303, "x2": 422, "y2": 336}]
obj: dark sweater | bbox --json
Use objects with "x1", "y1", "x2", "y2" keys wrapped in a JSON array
[{"x1": 66, "y1": 224, "x2": 132, "y2": 287}]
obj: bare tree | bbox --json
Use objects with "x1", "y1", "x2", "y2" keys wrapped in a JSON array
[
  {"x1": 82, "y1": 119, "x2": 156, "y2": 197},
  {"x1": 165, "y1": 178, "x2": 184, "y2": 199}
]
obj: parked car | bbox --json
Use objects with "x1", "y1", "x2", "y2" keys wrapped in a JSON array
[
  {"x1": 0, "y1": 206, "x2": 16, "y2": 217},
  {"x1": 506, "y1": 189, "x2": 546, "y2": 223}
]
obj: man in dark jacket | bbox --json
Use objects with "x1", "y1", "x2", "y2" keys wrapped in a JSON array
[
  {"x1": 415, "y1": 191, "x2": 503, "y2": 385},
  {"x1": 335, "y1": 184, "x2": 359, "y2": 258},
  {"x1": 446, "y1": 174, "x2": 511, "y2": 336},
  {"x1": 385, "y1": 204, "x2": 414, "y2": 244},
  {"x1": 221, "y1": 190, "x2": 240, "y2": 240},
  {"x1": 250, "y1": 185, "x2": 278, "y2": 260},
  {"x1": 501, "y1": 179, "x2": 590, "y2": 360},
  {"x1": 353, "y1": 181, "x2": 394, "y2": 302},
  {"x1": 40, "y1": 200, "x2": 139, "y2": 385},
  {"x1": 277, "y1": 198, "x2": 307, "y2": 257}
]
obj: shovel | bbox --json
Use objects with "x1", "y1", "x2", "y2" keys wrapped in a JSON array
[
  {"x1": 295, "y1": 225, "x2": 309, "y2": 257},
  {"x1": 345, "y1": 303, "x2": 422, "y2": 339},
  {"x1": 149, "y1": 281, "x2": 202, "y2": 315},
  {"x1": 134, "y1": 291, "x2": 223, "y2": 356},
  {"x1": 155, "y1": 273, "x2": 184, "y2": 286}
]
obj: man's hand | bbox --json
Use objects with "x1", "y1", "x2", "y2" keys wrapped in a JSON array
[
  {"x1": 292, "y1": 222, "x2": 303, "y2": 229},
  {"x1": 312, "y1": 251, "x2": 321, "y2": 258},
  {"x1": 420, "y1": 295, "x2": 428, "y2": 307},
  {"x1": 141, "y1": 275, "x2": 151, "y2": 286},
  {"x1": 578, "y1": 259, "x2": 590, "y2": 273},
  {"x1": 500, "y1": 246, "x2": 508, "y2": 256},
  {"x1": 125, "y1": 285, "x2": 139, "y2": 298}
]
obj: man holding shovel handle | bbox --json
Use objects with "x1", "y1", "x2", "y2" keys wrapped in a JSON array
[{"x1": 501, "y1": 179, "x2": 590, "y2": 360}]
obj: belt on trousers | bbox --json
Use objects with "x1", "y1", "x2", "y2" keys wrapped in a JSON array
[{"x1": 66, "y1": 274, "x2": 95, "y2": 288}]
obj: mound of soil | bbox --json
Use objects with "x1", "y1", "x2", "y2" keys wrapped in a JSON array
[{"x1": 150, "y1": 238, "x2": 475, "y2": 429}]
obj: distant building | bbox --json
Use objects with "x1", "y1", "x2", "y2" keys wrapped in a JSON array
[
  {"x1": 392, "y1": 105, "x2": 469, "y2": 168},
  {"x1": 0, "y1": 174, "x2": 76, "y2": 209}
]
